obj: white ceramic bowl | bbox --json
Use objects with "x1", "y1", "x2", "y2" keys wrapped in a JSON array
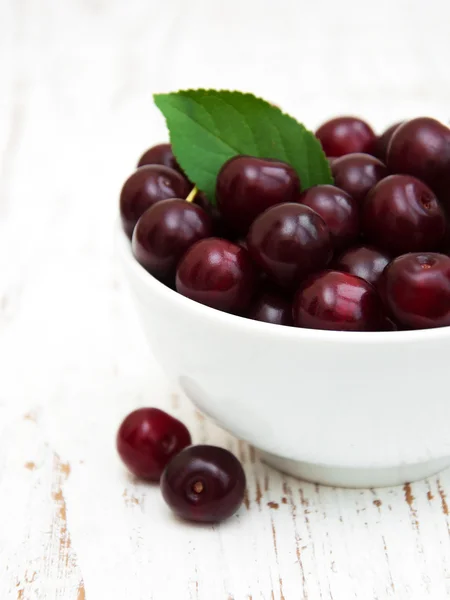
[{"x1": 117, "y1": 225, "x2": 450, "y2": 488}]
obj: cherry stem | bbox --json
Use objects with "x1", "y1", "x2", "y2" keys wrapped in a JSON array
[
  {"x1": 185, "y1": 186, "x2": 198, "y2": 204},
  {"x1": 192, "y1": 481, "x2": 204, "y2": 494}
]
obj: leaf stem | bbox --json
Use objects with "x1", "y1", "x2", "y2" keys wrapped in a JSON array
[{"x1": 185, "y1": 186, "x2": 198, "y2": 203}]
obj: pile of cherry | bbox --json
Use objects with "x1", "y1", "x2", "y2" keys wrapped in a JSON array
[{"x1": 120, "y1": 117, "x2": 450, "y2": 332}]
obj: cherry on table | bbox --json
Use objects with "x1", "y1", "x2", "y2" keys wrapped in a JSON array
[
  {"x1": 216, "y1": 156, "x2": 301, "y2": 234},
  {"x1": 293, "y1": 270, "x2": 386, "y2": 331},
  {"x1": 137, "y1": 143, "x2": 181, "y2": 172},
  {"x1": 247, "y1": 203, "x2": 332, "y2": 288},
  {"x1": 298, "y1": 184, "x2": 359, "y2": 251},
  {"x1": 334, "y1": 245, "x2": 391, "y2": 288},
  {"x1": 117, "y1": 408, "x2": 191, "y2": 481},
  {"x1": 161, "y1": 445, "x2": 246, "y2": 523},
  {"x1": 315, "y1": 116, "x2": 376, "y2": 157},
  {"x1": 120, "y1": 165, "x2": 191, "y2": 239},
  {"x1": 386, "y1": 118, "x2": 450, "y2": 204},
  {"x1": 132, "y1": 198, "x2": 212, "y2": 280},
  {"x1": 384, "y1": 253, "x2": 450, "y2": 329},
  {"x1": 331, "y1": 153, "x2": 387, "y2": 202},
  {"x1": 362, "y1": 175, "x2": 446, "y2": 256},
  {"x1": 176, "y1": 238, "x2": 257, "y2": 314}
]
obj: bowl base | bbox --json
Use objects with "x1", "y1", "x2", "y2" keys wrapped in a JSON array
[{"x1": 260, "y1": 451, "x2": 450, "y2": 488}]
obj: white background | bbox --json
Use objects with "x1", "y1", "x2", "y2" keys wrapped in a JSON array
[{"x1": 1, "y1": 0, "x2": 450, "y2": 598}]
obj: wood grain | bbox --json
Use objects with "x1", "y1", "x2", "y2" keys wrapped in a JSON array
[{"x1": 2, "y1": 0, "x2": 450, "y2": 598}]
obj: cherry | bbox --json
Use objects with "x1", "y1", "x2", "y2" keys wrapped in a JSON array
[
  {"x1": 384, "y1": 253, "x2": 450, "y2": 329},
  {"x1": 137, "y1": 143, "x2": 181, "y2": 172},
  {"x1": 315, "y1": 117, "x2": 376, "y2": 157},
  {"x1": 247, "y1": 203, "x2": 332, "y2": 288},
  {"x1": 132, "y1": 199, "x2": 212, "y2": 280},
  {"x1": 331, "y1": 153, "x2": 387, "y2": 202},
  {"x1": 216, "y1": 156, "x2": 301, "y2": 234},
  {"x1": 298, "y1": 184, "x2": 359, "y2": 251},
  {"x1": 386, "y1": 118, "x2": 450, "y2": 203},
  {"x1": 120, "y1": 165, "x2": 191, "y2": 239},
  {"x1": 371, "y1": 122, "x2": 403, "y2": 162},
  {"x1": 117, "y1": 408, "x2": 191, "y2": 481},
  {"x1": 161, "y1": 445, "x2": 246, "y2": 523},
  {"x1": 293, "y1": 270, "x2": 385, "y2": 332},
  {"x1": 334, "y1": 245, "x2": 391, "y2": 288},
  {"x1": 176, "y1": 238, "x2": 257, "y2": 314},
  {"x1": 248, "y1": 289, "x2": 293, "y2": 326},
  {"x1": 362, "y1": 175, "x2": 446, "y2": 256}
]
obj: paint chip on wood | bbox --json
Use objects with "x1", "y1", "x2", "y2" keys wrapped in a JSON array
[
  {"x1": 404, "y1": 483, "x2": 414, "y2": 507},
  {"x1": 255, "y1": 481, "x2": 262, "y2": 507},
  {"x1": 123, "y1": 488, "x2": 140, "y2": 506},
  {"x1": 50, "y1": 455, "x2": 78, "y2": 569},
  {"x1": 438, "y1": 480, "x2": 448, "y2": 515},
  {"x1": 77, "y1": 582, "x2": 86, "y2": 600},
  {"x1": 403, "y1": 483, "x2": 420, "y2": 530}
]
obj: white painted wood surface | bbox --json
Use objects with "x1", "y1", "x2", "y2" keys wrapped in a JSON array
[{"x1": 2, "y1": 0, "x2": 450, "y2": 597}]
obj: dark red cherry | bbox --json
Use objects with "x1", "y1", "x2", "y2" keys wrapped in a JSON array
[
  {"x1": 387, "y1": 118, "x2": 450, "y2": 204},
  {"x1": 161, "y1": 445, "x2": 246, "y2": 523},
  {"x1": 247, "y1": 203, "x2": 332, "y2": 288},
  {"x1": 120, "y1": 165, "x2": 191, "y2": 239},
  {"x1": 384, "y1": 253, "x2": 450, "y2": 329},
  {"x1": 334, "y1": 245, "x2": 391, "y2": 288},
  {"x1": 132, "y1": 199, "x2": 212, "y2": 280},
  {"x1": 362, "y1": 175, "x2": 446, "y2": 256},
  {"x1": 371, "y1": 122, "x2": 403, "y2": 162},
  {"x1": 247, "y1": 290, "x2": 293, "y2": 326},
  {"x1": 293, "y1": 270, "x2": 385, "y2": 331},
  {"x1": 315, "y1": 117, "x2": 376, "y2": 157},
  {"x1": 216, "y1": 156, "x2": 301, "y2": 234},
  {"x1": 117, "y1": 408, "x2": 191, "y2": 481},
  {"x1": 298, "y1": 184, "x2": 359, "y2": 250},
  {"x1": 137, "y1": 143, "x2": 181, "y2": 172},
  {"x1": 176, "y1": 238, "x2": 257, "y2": 314},
  {"x1": 331, "y1": 153, "x2": 388, "y2": 202}
]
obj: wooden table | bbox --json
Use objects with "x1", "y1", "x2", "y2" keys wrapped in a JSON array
[{"x1": 2, "y1": 0, "x2": 450, "y2": 597}]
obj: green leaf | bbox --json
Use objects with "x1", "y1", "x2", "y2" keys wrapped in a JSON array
[{"x1": 154, "y1": 89, "x2": 333, "y2": 204}]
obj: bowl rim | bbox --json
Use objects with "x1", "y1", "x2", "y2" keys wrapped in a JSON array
[{"x1": 116, "y1": 223, "x2": 450, "y2": 345}]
